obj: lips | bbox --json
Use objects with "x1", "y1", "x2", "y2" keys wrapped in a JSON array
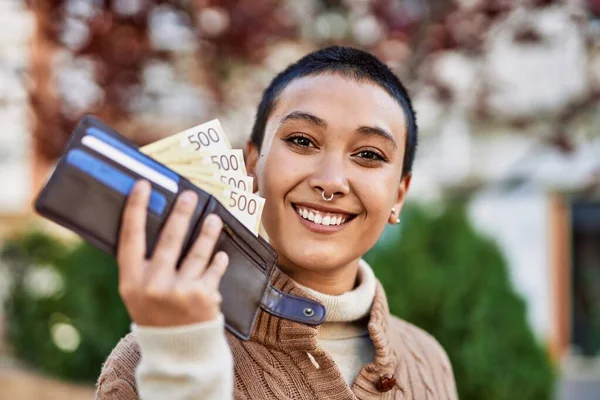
[{"x1": 292, "y1": 203, "x2": 357, "y2": 227}]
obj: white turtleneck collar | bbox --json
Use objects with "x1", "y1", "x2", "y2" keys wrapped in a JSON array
[{"x1": 296, "y1": 259, "x2": 377, "y2": 339}]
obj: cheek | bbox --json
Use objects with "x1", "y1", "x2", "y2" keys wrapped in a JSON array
[
  {"x1": 354, "y1": 172, "x2": 397, "y2": 220},
  {"x1": 256, "y1": 142, "x2": 305, "y2": 200}
]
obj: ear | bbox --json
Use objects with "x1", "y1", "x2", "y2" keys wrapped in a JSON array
[
  {"x1": 245, "y1": 140, "x2": 260, "y2": 193},
  {"x1": 388, "y1": 173, "x2": 412, "y2": 224}
]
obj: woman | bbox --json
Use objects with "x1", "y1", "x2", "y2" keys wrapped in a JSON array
[{"x1": 96, "y1": 46, "x2": 458, "y2": 399}]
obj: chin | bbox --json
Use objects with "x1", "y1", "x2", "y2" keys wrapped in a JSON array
[{"x1": 279, "y1": 243, "x2": 358, "y2": 272}]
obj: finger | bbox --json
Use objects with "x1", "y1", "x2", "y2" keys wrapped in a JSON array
[
  {"x1": 200, "y1": 251, "x2": 229, "y2": 290},
  {"x1": 117, "y1": 180, "x2": 150, "y2": 284},
  {"x1": 178, "y1": 214, "x2": 223, "y2": 280},
  {"x1": 149, "y1": 191, "x2": 198, "y2": 277}
]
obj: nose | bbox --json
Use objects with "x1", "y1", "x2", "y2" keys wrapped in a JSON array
[{"x1": 308, "y1": 153, "x2": 350, "y2": 198}]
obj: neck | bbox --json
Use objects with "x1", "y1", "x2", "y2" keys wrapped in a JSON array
[{"x1": 277, "y1": 257, "x2": 361, "y2": 295}]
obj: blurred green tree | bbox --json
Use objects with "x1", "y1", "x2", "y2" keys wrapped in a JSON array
[
  {"x1": 366, "y1": 203, "x2": 556, "y2": 400},
  {"x1": 3, "y1": 232, "x2": 129, "y2": 383}
]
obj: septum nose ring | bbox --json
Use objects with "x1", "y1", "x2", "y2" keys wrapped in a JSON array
[{"x1": 322, "y1": 190, "x2": 334, "y2": 202}]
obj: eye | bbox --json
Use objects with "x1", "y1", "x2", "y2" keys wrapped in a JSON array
[
  {"x1": 285, "y1": 134, "x2": 316, "y2": 148},
  {"x1": 355, "y1": 150, "x2": 385, "y2": 161}
]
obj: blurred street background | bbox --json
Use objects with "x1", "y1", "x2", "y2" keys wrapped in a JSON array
[{"x1": 0, "y1": 0, "x2": 600, "y2": 399}]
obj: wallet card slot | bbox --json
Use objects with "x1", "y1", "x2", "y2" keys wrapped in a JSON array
[
  {"x1": 74, "y1": 137, "x2": 177, "y2": 212},
  {"x1": 40, "y1": 162, "x2": 163, "y2": 256},
  {"x1": 81, "y1": 133, "x2": 178, "y2": 193},
  {"x1": 66, "y1": 149, "x2": 167, "y2": 216},
  {"x1": 84, "y1": 126, "x2": 179, "y2": 183}
]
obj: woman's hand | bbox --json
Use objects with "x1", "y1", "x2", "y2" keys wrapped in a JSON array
[{"x1": 117, "y1": 180, "x2": 229, "y2": 327}]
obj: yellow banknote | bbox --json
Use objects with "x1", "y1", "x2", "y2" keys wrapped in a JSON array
[
  {"x1": 157, "y1": 149, "x2": 247, "y2": 176},
  {"x1": 223, "y1": 189, "x2": 265, "y2": 235},
  {"x1": 167, "y1": 164, "x2": 216, "y2": 179},
  {"x1": 171, "y1": 165, "x2": 253, "y2": 192},
  {"x1": 200, "y1": 149, "x2": 247, "y2": 175},
  {"x1": 140, "y1": 119, "x2": 231, "y2": 156},
  {"x1": 186, "y1": 177, "x2": 231, "y2": 206},
  {"x1": 215, "y1": 171, "x2": 254, "y2": 193}
]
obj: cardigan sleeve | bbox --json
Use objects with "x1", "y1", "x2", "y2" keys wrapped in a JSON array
[
  {"x1": 96, "y1": 333, "x2": 141, "y2": 400},
  {"x1": 96, "y1": 314, "x2": 234, "y2": 400}
]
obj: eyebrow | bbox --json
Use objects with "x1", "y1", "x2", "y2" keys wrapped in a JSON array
[
  {"x1": 357, "y1": 125, "x2": 398, "y2": 151},
  {"x1": 280, "y1": 110, "x2": 398, "y2": 151},
  {"x1": 280, "y1": 111, "x2": 327, "y2": 129}
]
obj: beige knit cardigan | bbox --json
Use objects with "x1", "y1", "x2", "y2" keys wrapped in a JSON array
[{"x1": 96, "y1": 268, "x2": 458, "y2": 399}]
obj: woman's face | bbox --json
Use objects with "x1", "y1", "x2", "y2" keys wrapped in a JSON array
[{"x1": 247, "y1": 73, "x2": 411, "y2": 272}]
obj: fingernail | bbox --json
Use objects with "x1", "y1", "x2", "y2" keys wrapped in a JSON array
[
  {"x1": 135, "y1": 180, "x2": 150, "y2": 194},
  {"x1": 180, "y1": 191, "x2": 197, "y2": 204},
  {"x1": 217, "y1": 252, "x2": 228, "y2": 264},
  {"x1": 205, "y1": 214, "x2": 220, "y2": 229}
]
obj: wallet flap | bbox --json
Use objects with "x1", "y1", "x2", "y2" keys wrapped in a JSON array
[{"x1": 262, "y1": 285, "x2": 326, "y2": 325}]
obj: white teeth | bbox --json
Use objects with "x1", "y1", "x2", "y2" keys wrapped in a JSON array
[{"x1": 295, "y1": 206, "x2": 350, "y2": 227}]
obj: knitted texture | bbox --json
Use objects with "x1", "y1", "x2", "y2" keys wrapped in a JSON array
[{"x1": 96, "y1": 268, "x2": 458, "y2": 399}]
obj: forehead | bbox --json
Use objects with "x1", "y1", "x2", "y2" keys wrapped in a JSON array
[{"x1": 271, "y1": 73, "x2": 407, "y2": 140}]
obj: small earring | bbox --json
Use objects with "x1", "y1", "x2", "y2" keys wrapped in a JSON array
[{"x1": 390, "y1": 207, "x2": 400, "y2": 224}]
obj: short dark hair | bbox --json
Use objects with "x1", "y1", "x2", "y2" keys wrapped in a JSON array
[{"x1": 250, "y1": 46, "x2": 418, "y2": 177}]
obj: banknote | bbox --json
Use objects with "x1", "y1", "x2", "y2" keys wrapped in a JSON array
[
  {"x1": 191, "y1": 177, "x2": 263, "y2": 234},
  {"x1": 140, "y1": 119, "x2": 231, "y2": 156},
  {"x1": 224, "y1": 189, "x2": 265, "y2": 235},
  {"x1": 143, "y1": 120, "x2": 262, "y2": 235},
  {"x1": 166, "y1": 161, "x2": 261, "y2": 233},
  {"x1": 216, "y1": 171, "x2": 253, "y2": 193},
  {"x1": 168, "y1": 165, "x2": 253, "y2": 193},
  {"x1": 186, "y1": 176, "x2": 231, "y2": 205},
  {"x1": 156, "y1": 149, "x2": 247, "y2": 176}
]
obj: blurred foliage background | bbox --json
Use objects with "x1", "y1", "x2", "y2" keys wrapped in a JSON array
[{"x1": 2, "y1": 233, "x2": 127, "y2": 382}]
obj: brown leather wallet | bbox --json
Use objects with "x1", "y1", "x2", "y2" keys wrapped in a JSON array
[{"x1": 34, "y1": 116, "x2": 325, "y2": 340}]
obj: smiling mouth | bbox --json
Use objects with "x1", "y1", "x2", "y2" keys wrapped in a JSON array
[{"x1": 292, "y1": 204, "x2": 357, "y2": 227}]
